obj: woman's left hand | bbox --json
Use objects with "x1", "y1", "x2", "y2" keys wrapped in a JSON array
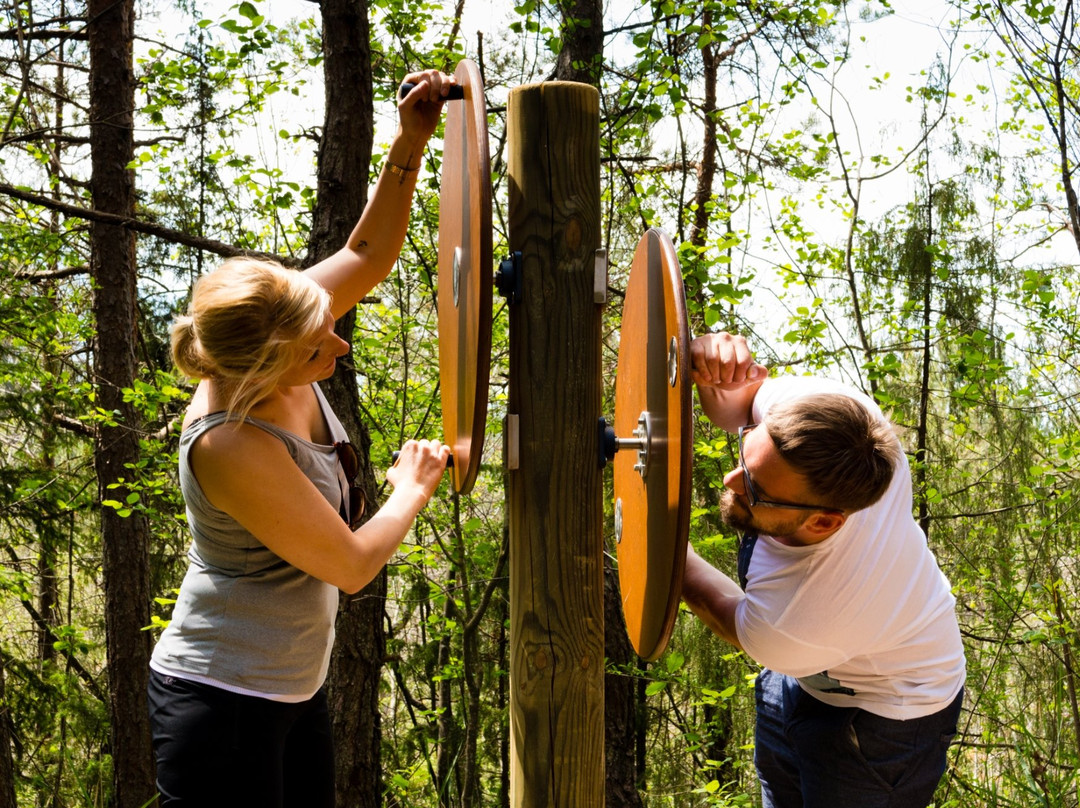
[{"x1": 398, "y1": 69, "x2": 456, "y2": 149}]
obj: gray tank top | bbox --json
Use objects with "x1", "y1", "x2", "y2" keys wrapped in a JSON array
[{"x1": 150, "y1": 384, "x2": 345, "y2": 699}]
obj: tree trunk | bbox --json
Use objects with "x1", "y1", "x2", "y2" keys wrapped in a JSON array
[
  {"x1": 497, "y1": 559, "x2": 510, "y2": 808},
  {"x1": 686, "y1": 29, "x2": 739, "y2": 790},
  {"x1": 688, "y1": 8, "x2": 717, "y2": 251},
  {"x1": 305, "y1": 2, "x2": 384, "y2": 806},
  {"x1": 604, "y1": 560, "x2": 644, "y2": 808},
  {"x1": 0, "y1": 655, "x2": 15, "y2": 808},
  {"x1": 435, "y1": 562, "x2": 458, "y2": 808},
  {"x1": 39, "y1": 16, "x2": 69, "y2": 670},
  {"x1": 916, "y1": 188, "x2": 933, "y2": 537},
  {"x1": 554, "y1": 0, "x2": 604, "y2": 84},
  {"x1": 460, "y1": 622, "x2": 482, "y2": 808},
  {"x1": 87, "y1": 1, "x2": 156, "y2": 805}
]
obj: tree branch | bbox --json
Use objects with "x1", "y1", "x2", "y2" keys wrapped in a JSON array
[
  {"x1": 0, "y1": 182, "x2": 300, "y2": 267},
  {"x1": 4, "y1": 549, "x2": 105, "y2": 702},
  {"x1": 51, "y1": 412, "x2": 95, "y2": 439},
  {"x1": 15, "y1": 264, "x2": 88, "y2": 281},
  {"x1": 0, "y1": 29, "x2": 88, "y2": 42}
]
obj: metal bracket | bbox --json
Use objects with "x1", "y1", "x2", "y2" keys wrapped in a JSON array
[
  {"x1": 504, "y1": 414, "x2": 520, "y2": 471},
  {"x1": 597, "y1": 412, "x2": 652, "y2": 479},
  {"x1": 594, "y1": 248, "x2": 608, "y2": 304},
  {"x1": 495, "y1": 251, "x2": 523, "y2": 305}
]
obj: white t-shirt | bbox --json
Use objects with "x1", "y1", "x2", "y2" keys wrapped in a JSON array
[{"x1": 733, "y1": 376, "x2": 966, "y2": 719}]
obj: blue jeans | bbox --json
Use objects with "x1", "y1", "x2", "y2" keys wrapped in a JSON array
[
  {"x1": 147, "y1": 669, "x2": 335, "y2": 808},
  {"x1": 754, "y1": 669, "x2": 962, "y2": 808}
]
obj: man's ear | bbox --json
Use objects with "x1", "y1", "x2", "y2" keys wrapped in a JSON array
[{"x1": 804, "y1": 510, "x2": 846, "y2": 537}]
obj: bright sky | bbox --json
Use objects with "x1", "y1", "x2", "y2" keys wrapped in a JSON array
[{"x1": 141, "y1": 0, "x2": 1075, "y2": 269}]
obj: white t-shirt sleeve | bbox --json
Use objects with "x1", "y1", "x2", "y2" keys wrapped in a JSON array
[{"x1": 735, "y1": 597, "x2": 849, "y2": 677}]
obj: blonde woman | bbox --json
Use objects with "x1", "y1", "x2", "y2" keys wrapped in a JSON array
[{"x1": 147, "y1": 70, "x2": 454, "y2": 808}]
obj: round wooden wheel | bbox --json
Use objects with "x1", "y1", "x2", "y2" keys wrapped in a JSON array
[
  {"x1": 613, "y1": 228, "x2": 693, "y2": 661},
  {"x1": 437, "y1": 59, "x2": 492, "y2": 496}
]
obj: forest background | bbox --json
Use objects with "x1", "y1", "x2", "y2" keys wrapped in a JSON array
[{"x1": 0, "y1": 0, "x2": 1078, "y2": 806}]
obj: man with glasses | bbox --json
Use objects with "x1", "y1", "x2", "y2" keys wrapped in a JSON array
[{"x1": 681, "y1": 331, "x2": 965, "y2": 808}]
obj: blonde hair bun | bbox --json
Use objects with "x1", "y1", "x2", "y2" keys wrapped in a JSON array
[{"x1": 171, "y1": 258, "x2": 331, "y2": 418}]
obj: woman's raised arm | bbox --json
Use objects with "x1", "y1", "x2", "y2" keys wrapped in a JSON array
[{"x1": 305, "y1": 69, "x2": 456, "y2": 317}]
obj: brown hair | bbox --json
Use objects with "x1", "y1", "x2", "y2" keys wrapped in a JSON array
[
  {"x1": 764, "y1": 393, "x2": 901, "y2": 513},
  {"x1": 171, "y1": 258, "x2": 331, "y2": 419}
]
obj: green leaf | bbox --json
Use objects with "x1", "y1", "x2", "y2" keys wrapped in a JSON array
[{"x1": 665, "y1": 650, "x2": 685, "y2": 673}]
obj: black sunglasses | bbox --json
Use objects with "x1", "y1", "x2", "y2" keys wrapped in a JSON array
[
  {"x1": 736, "y1": 424, "x2": 838, "y2": 512},
  {"x1": 335, "y1": 441, "x2": 367, "y2": 529}
]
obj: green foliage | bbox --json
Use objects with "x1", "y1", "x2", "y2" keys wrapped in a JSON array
[{"x1": 2, "y1": 0, "x2": 1080, "y2": 805}]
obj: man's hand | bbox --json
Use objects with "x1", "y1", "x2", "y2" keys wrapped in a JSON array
[
  {"x1": 691, "y1": 332, "x2": 768, "y2": 431},
  {"x1": 690, "y1": 332, "x2": 768, "y2": 389}
]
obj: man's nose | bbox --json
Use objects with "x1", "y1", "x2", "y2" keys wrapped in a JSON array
[{"x1": 723, "y1": 466, "x2": 745, "y2": 493}]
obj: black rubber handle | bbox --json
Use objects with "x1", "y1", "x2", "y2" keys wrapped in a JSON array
[
  {"x1": 597, "y1": 417, "x2": 618, "y2": 468},
  {"x1": 398, "y1": 82, "x2": 465, "y2": 100},
  {"x1": 391, "y1": 450, "x2": 455, "y2": 468}
]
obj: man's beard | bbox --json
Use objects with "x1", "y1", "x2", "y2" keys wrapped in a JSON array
[
  {"x1": 720, "y1": 489, "x2": 759, "y2": 534},
  {"x1": 719, "y1": 489, "x2": 806, "y2": 539}
]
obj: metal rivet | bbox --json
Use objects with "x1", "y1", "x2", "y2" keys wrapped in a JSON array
[
  {"x1": 453, "y1": 246, "x2": 463, "y2": 307},
  {"x1": 668, "y1": 336, "x2": 678, "y2": 387},
  {"x1": 614, "y1": 498, "x2": 623, "y2": 543}
]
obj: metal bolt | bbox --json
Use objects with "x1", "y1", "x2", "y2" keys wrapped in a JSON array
[{"x1": 453, "y1": 246, "x2": 463, "y2": 307}]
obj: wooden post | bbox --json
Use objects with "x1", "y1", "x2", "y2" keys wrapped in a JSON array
[{"x1": 507, "y1": 82, "x2": 605, "y2": 806}]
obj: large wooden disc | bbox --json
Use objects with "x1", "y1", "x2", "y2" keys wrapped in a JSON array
[
  {"x1": 613, "y1": 228, "x2": 693, "y2": 661},
  {"x1": 438, "y1": 59, "x2": 492, "y2": 495}
]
